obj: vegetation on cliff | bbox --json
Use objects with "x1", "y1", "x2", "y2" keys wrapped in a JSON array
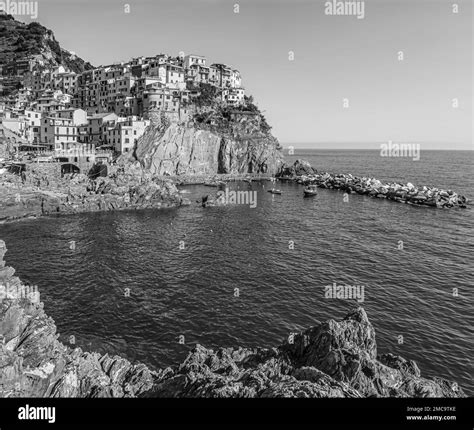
[
  {"x1": 191, "y1": 83, "x2": 275, "y2": 139},
  {"x1": 0, "y1": 14, "x2": 93, "y2": 93}
]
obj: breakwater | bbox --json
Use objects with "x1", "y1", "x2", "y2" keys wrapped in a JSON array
[
  {"x1": 0, "y1": 239, "x2": 465, "y2": 398},
  {"x1": 278, "y1": 160, "x2": 468, "y2": 209}
]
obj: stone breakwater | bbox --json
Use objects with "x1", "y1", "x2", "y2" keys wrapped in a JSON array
[
  {"x1": 278, "y1": 160, "x2": 469, "y2": 209},
  {"x1": 0, "y1": 163, "x2": 186, "y2": 223},
  {"x1": 0, "y1": 240, "x2": 464, "y2": 398}
]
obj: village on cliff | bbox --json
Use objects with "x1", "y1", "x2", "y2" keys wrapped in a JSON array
[{"x1": 0, "y1": 51, "x2": 245, "y2": 164}]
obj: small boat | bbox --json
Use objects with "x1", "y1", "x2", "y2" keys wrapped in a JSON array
[
  {"x1": 304, "y1": 185, "x2": 318, "y2": 197},
  {"x1": 268, "y1": 189, "x2": 282, "y2": 195},
  {"x1": 204, "y1": 180, "x2": 226, "y2": 187}
]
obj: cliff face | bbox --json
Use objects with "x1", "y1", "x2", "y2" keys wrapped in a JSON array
[
  {"x1": 132, "y1": 122, "x2": 283, "y2": 176},
  {"x1": 0, "y1": 240, "x2": 465, "y2": 398}
]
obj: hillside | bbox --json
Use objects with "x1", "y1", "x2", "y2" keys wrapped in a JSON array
[
  {"x1": 0, "y1": 14, "x2": 93, "y2": 93},
  {"x1": 124, "y1": 85, "x2": 283, "y2": 176}
]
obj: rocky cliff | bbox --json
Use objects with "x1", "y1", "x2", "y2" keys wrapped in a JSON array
[
  {"x1": 0, "y1": 240, "x2": 464, "y2": 398},
  {"x1": 131, "y1": 122, "x2": 282, "y2": 176},
  {"x1": 125, "y1": 86, "x2": 284, "y2": 176}
]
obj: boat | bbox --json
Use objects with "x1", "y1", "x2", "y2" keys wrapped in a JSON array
[
  {"x1": 303, "y1": 185, "x2": 318, "y2": 197},
  {"x1": 204, "y1": 180, "x2": 226, "y2": 187},
  {"x1": 268, "y1": 189, "x2": 282, "y2": 195}
]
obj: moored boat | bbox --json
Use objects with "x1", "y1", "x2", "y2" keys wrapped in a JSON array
[
  {"x1": 303, "y1": 185, "x2": 318, "y2": 197},
  {"x1": 267, "y1": 189, "x2": 282, "y2": 195}
]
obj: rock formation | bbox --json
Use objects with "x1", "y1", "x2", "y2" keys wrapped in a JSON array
[
  {"x1": 278, "y1": 160, "x2": 469, "y2": 209},
  {"x1": 0, "y1": 240, "x2": 155, "y2": 397},
  {"x1": 278, "y1": 159, "x2": 317, "y2": 177},
  {"x1": 0, "y1": 240, "x2": 465, "y2": 398},
  {"x1": 129, "y1": 122, "x2": 283, "y2": 177},
  {"x1": 150, "y1": 307, "x2": 464, "y2": 398},
  {"x1": 0, "y1": 163, "x2": 186, "y2": 223}
]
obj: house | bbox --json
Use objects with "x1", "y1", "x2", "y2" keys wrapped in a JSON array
[
  {"x1": 56, "y1": 108, "x2": 88, "y2": 126},
  {"x1": 36, "y1": 90, "x2": 71, "y2": 112},
  {"x1": 210, "y1": 64, "x2": 234, "y2": 88},
  {"x1": 141, "y1": 87, "x2": 181, "y2": 117},
  {"x1": 105, "y1": 117, "x2": 150, "y2": 154},
  {"x1": 83, "y1": 112, "x2": 119, "y2": 144},
  {"x1": 25, "y1": 109, "x2": 43, "y2": 143},
  {"x1": 222, "y1": 88, "x2": 245, "y2": 105},
  {"x1": 41, "y1": 116, "x2": 77, "y2": 150},
  {"x1": 53, "y1": 71, "x2": 78, "y2": 94},
  {"x1": 165, "y1": 64, "x2": 185, "y2": 90},
  {"x1": 184, "y1": 54, "x2": 206, "y2": 69}
]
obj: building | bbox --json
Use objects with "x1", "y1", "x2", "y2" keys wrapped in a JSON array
[
  {"x1": 25, "y1": 109, "x2": 43, "y2": 143},
  {"x1": 222, "y1": 88, "x2": 245, "y2": 105},
  {"x1": 105, "y1": 117, "x2": 150, "y2": 154},
  {"x1": 82, "y1": 112, "x2": 119, "y2": 144},
  {"x1": 184, "y1": 54, "x2": 206, "y2": 69},
  {"x1": 41, "y1": 109, "x2": 88, "y2": 150},
  {"x1": 56, "y1": 108, "x2": 88, "y2": 126},
  {"x1": 140, "y1": 87, "x2": 181, "y2": 117},
  {"x1": 165, "y1": 64, "x2": 185, "y2": 90}
]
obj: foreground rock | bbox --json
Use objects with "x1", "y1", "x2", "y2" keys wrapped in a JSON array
[
  {"x1": 0, "y1": 240, "x2": 465, "y2": 398},
  {"x1": 0, "y1": 163, "x2": 186, "y2": 223},
  {"x1": 278, "y1": 160, "x2": 468, "y2": 209},
  {"x1": 0, "y1": 240, "x2": 156, "y2": 397},
  {"x1": 151, "y1": 308, "x2": 464, "y2": 398}
]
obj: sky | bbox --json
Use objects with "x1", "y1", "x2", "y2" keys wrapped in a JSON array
[{"x1": 14, "y1": 0, "x2": 474, "y2": 149}]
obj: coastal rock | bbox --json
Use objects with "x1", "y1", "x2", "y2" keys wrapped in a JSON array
[
  {"x1": 150, "y1": 307, "x2": 464, "y2": 398},
  {"x1": 0, "y1": 240, "x2": 156, "y2": 398},
  {"x1": 0, "y1": 165, "x2": 184, "y2": 223},
  {"x1": 128, "y1": 122, "x2": 283, "y2": 176},
  {"x1": 277, "y1": 160, "x2": 317, "y2": 178}
]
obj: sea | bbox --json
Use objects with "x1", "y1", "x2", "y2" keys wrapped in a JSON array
[{"x1": 0, "y1": 149, "x2": 472, "y2": 395}]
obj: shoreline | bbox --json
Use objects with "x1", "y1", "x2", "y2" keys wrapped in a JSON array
[
  {"x1": 0, "y1": 239, "x2": 465, "y2": 398},
  {"x1": 0, "y1": 157, "x2": 470, "y2": 225}
]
